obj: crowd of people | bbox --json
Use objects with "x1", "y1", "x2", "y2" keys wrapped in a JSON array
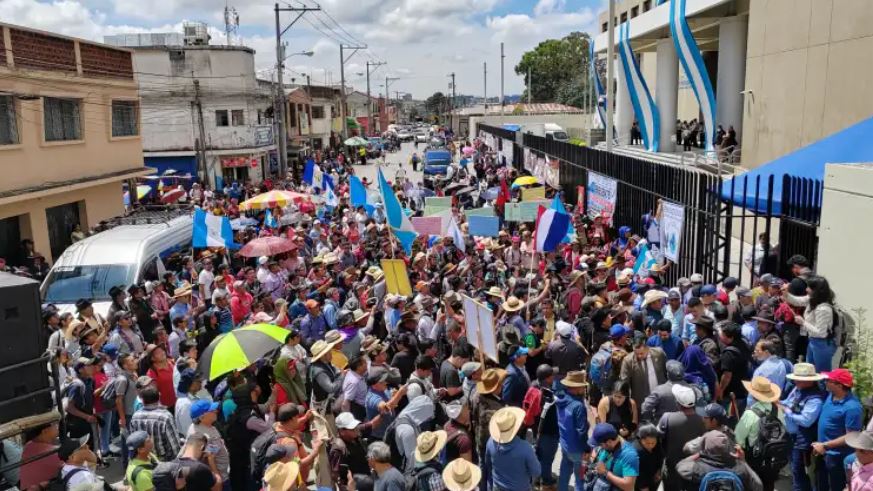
[{"x1": 3, "y1": 131, "x2": 867, "y2": 491}]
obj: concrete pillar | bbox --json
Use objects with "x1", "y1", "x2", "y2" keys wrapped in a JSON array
[
  {"x1": 615, "y1": 57, "x2": 634, "y2": 145},
  {"x1": 716, "y1": 16, "x2": 748, "y2": 139},
  {"x1": 656, "y1": 38, "x2": 679, "y2": 153}
]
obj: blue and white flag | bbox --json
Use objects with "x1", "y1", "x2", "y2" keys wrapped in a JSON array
[
  {"x1": 377, "y1": 168, "x2": 418, "y2": 254},
  {"x1": 633, "y1": 243, "x2": 657, "y2": 274},
  {"x1": 350, "y1": 175, "x2": 375, "y2": 215},
  {"x1": 303, "y1": 159, "x2": 325, "y2": 189},
  {"x1": 264, "y1": 209, "x2": 278, "y2": 229},
  {"x1": 550, "y1": 195, "x2": 576, "y2": 244},
  {"x1": 534, "y1": 205, "x2": 570, "y2": 253},
  {"x1": 193, "y1": 208, "x2": 240, "y2": 249},
  {"x1": 447, "y1": 216, "x2": 466, "y2": 251},
  {"x1": 324, "y1": 180, "x2": 339, "y2": 208}
]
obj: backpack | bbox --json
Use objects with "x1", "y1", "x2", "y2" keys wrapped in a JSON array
[
  {"x1": 830, "y1": 303, "x2": 849, "y2": 346},
  {"x1": 746, "y1": 405, "x2": 790, "y2": 474},
  {"x1": 250, "y1": 428, "x2": 291, "y2": 481},
  {"x1": 411, "y1": 462, "x2": 443, "y2": 491},
  {"x1": 699, "y1": 470, "x2": 744, "y2": 491},
  {"x1": 521, "y1": 385, "x2": 543, "y2": 427},
  {"x1": 384, "y1": 414, "x2": 419, "y2": 473},
  {"x1": 151, "y1": 459, "x2": 185, "y2": 491},
  {"x1": 589, "y1": 347, "x2": 613, "y2": 391},
  {"x1": 127, "y1": 460, "x2": 157, "y2": 486},
  {"x1": 46, "y1": 468, "x2": 86, "y2": 491},
  {"x1": 100, "y1": 374, "x2": 128, "y2": 408}
]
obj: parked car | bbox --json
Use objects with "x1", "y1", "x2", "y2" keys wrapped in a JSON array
[
  {"x1": 415, "y1": 132, "x2": 429, "y2": 143},
  {"x1": 397, "y1": 131, "x2": 414, "y2": 142},
  {"x1": 422, "y1": 149, "x2": 452, "y2": 188}
]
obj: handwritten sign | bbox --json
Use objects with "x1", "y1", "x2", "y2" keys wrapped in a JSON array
[
  {"x1": 522, "y1": 186, "x2": 546, "y2": 201},
  {"x1": 587, "y1": 172, "x2": 617, "y2": 225},
  {"x1": 505, "y1": 200, "x2": 550, "y2": 222},
  {"x1": 411, "y1": 216, "x2": 442, "y2": 236}
]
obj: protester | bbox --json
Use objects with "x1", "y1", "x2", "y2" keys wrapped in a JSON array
[
  {"x1": 814, "y1": 368, "x2": 863, "y2": 491},
  {"x1": 484, "y1": 406, "x2": 540, "y2": 491}
]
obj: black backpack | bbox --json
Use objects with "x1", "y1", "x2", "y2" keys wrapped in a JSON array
[
  {"x1": 699, "y1": 470, "x2": 744, "y2": 491},
  {"x1": 46, "y1": 468, "x2": 86, "y2": 491},
  {"x1": 383, "y1": 414, "x2": 419, "y2": 473},
  {"x1": 412, "y1": 462, "x2": 443, "y2": 491},
  {"x1": 746, "y1": 405, "x2": 790, "y2": 474},
  {"x1": 250, "y1": 428, "x2": 291, "y2": 481},
  {"x1": 151, "y1": 459, "x2": 185, "y2": 491}
]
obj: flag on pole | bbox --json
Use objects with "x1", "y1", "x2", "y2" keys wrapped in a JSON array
[
  {"x1": 377, "y1": 168, "x2": 418, "y2": 254},
  {"x1": 193, "y1": 208, "x2": 240, "y2": 249},
  {"x1": 447, "y1": 216, "x2": 465, "y2": 252},
  {"x1": 496, "y1": 178, "x2": 510, "y2": 210},
  {"x1": 550, "y1": 195, "x2": 576, "y2": 243},
  {"x1": 324, "y1": 180, "x2": 339, "y2": 207},
  {"x1": 303, "y1": 159, "x2": 325, "y2": 189},
  {"x1": 349, "y1": 175, "x2": 374, "y2": 214},
  {"x1": 633, "y1": 243, "x2": 657, "y2": 273},
  {"x1": 264, "y1": 209, "x2": 277, "y2": 228},
  {"x1": 534, "y1": 205, "x2": 570, "y2": 253}
]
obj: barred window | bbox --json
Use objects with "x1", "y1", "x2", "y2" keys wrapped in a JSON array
[
  {"x1": 311, "y1": 106, "x2": 325, "y2": 119},
  {"x1": 43, "y1": 97, "x2": 81, "y2": 142},
  {"x1": 0, "y1": 96, "x2": 19, "y2": 145},
  {"x1": 231, "y1": 109, "x2": 245, "y2": 126},
  {"x1": 111, "y1": 100, "x2": 138, "y2": 137},
  {"x1": 215, "y1": 110, "x2": 229, "y2": 127}
]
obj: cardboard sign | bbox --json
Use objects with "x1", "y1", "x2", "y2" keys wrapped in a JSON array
[
  {"x1": 464, "y1": 207, "x2": 494, "y2": 217},
  {"x1": 522, "y1": 186, "x2": 546, "y2": 201},
  {"x1": 463, "y1": 294, "x2": 499, "y2": 363},
  {"x1": 467, "y1": 216, "x2": 500, "y2": 237},
  {"x1": 661, "y1": 201, "x2": 685, "y2": 262},
  {"x1": 587, "y1": 171, "x2": 617, "y2": 225},
  {"x1": 381, "y1": 259, "x2": 412, "y2": 297},
  {"x1": 411, "y1": 216, "x2": 442, "y2": 236}
]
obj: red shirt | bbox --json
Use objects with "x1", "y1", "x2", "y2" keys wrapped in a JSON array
[
  {"x1": 19, "y1": 441, "x2": 63, "y2": 489},
  {"x1": 147, "y1": 361, "x2": 176, "y2": 408},
  {"x1": 93, "y1": 371, "x2": 108, "y2": 413},
  {"x1": 230, "y1": 290, "x2": 254, "y2": 325}
]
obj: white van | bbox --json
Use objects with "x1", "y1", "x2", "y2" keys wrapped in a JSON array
[{"x1": 41, "y1": 212, "x2": 193, "y2": 317}]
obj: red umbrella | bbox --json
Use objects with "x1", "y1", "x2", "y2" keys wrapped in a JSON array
[
  {"x1": 160, "y1": 188, "x2": 186, "y2": 204},
  {"x1": 238, "y1": 237, "x2": 298, "y2": 257}
]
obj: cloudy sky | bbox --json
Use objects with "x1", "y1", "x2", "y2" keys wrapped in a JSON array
[{"x1": 2, "y1": 0, "x2": 601, "y2": 99}]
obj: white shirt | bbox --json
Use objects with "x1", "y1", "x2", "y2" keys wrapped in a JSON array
[
  {"x1": 257, "y1": 266, "x2": 270, "y2": 284},
  {"x1": 61, "y1": 464, "x2": 99, "y2": 487},
  {"x1": 198, "y1": 269, "x2": 215, "y2": 299}
]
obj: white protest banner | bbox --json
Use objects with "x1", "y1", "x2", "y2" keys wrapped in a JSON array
[
  {"x1": 462, "y1": 294, "x2": 498, "y2": 363},
  {"x1": 587, "y1": 171, "x2": 618, "y2": 225},
  {"x1": 501, "y1": 138, "x2": 514, "y2": 165},
  {"x1": 661, "y1": 201, "x2": 685, "y2": 262}
]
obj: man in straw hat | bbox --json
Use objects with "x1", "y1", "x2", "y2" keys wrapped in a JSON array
[
  {"x1": 778, "y1": 362, "x2": 826, "y2": 491},
  {"x1": 845, "y1": 431, "x2": 873, "y2": 491},
  {"x1": 483, "y1": 406, "x2": 540, "y2": 491},
  {"x1": 443, "y1": 458, "x2": 482, "y2": 491},
  {"x1": 812, "y1": 367, "x2": 863, "y2": 491},
  {"x1": 735, "y1": 376, "x2": 784, "y2": 490},
  {"x1": 263, "y1": 459, "x2": 300, "y2": 491},
  {"x1": 470, "y1": 369, "x2": 507, "y2": 469},
  {"x1": 412, "y1": 430, "x2": 449, "y2": 491},
  {"x1": 555, "y1": 370, "x2": 590, "y2": 491}
]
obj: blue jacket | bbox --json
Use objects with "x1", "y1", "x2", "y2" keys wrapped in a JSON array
[
  {"x1": 557, "y1": 390, "x2": 591, "y2": 455},
  {"x1": 484, "y1": 436, "x2": 541, "y2": 491},
  {"x1": 502, "y1": 363, "x2": 530, "y2": 408}
]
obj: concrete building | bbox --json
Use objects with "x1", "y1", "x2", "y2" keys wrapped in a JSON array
[
  {"x1": 302, "y1": 84, "x2": 343, "y2": 150},
  {"x1": 105, "y1": 24, "x2": 276, "y2": 186},
  {"x1": 453, "y1": 103, "x2": 588, "y2": 138},
  {"x1": 593, "y1": 0, "x2": 873, "y2": 168},
  {"x1": 0, "y1": 22, "x2": 151, "y2": 264}
]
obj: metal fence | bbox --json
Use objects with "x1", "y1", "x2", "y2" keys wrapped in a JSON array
[{"x1": 478, "y1": 124, "x2": 822, "y2": 287}]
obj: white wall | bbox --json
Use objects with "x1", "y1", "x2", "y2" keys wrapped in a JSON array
[
  {"x1": 817, "y1": 163, "x2": 873, "y2": 332},
  {"x1": 469, "y1": 113, "x2": 595, "y2": 138}
]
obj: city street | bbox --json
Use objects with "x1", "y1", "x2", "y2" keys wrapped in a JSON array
[{"x1": 352, "y1": 141, "x2": 425, "y2": 185}]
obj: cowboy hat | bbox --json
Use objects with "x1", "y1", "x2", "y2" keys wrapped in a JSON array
[
  {"x1": 173, "y1": 282, "x2": 193, "y2": 298},
  {"x1": 846, "y1": 431, "x2": 873, "y2": 452},
  {"x1": 415, "y1": 430, "x2": 448, "y2": 462},
  {"x1": 263, "y1": 461, "x2": 300, "y2": 491},
  {"x1": 568, "y1": 270, "x2": 586, "y2": 286},
  {"x1": 366, "y1": 266, "x2": 384, "y2": 281},
  {"x1": 443, "y1": 458, "x2": 482, "y2": 491},
  {"x1": 786, "y1": 362, "x2": 825, "y2": 382},
  {"x1": 476, "y1": 368, "x2": 507, "y2": 395},
  {"x1": 501, "y1": 296, "x2": 524, "y2": 312},
  {"x1": 322, "y1": 252, "x2": 339, "y2": 265},
  {"x1": 560, "y1": 370, "x2": 588, "y2": 388},
  {"x1": 485, "y1": 286, "x2": 505, "y2": 300},
  {"x1": 310, "y1": 338, "x2": 341, "y2": 363},
  {"x1": 352, "y1": 309, "x2": 370, "y2": 323},
  {"x1": 412, "y1": 252, "x2": 427, "y2": 264},
  {"x1": 641, "y1": 289, "x2": 668, "y2": 308},
  {"x1": 324, "y1": 330, "x2": 344, "y2": 345},
  {"x1": 742, "y1": 376, "x2": 782, "y2": 403},
  {"x1": 489, "y1": 407, "x2": 526, "y2": 444}
]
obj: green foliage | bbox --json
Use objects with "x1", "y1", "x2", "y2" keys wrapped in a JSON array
[
  {"x1": 847, "y1": 308, "x2": 873, "y2": 404},
  {"x1": 425, "y1": 92, "x2": 447, "y2": 115},
  {"x1": 515, "y1": 31, "x2": 592, "y2": 107}
]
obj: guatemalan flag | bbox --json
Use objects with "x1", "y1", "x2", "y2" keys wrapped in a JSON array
[
  {"x1": 377, "y1": 168, "x2": 418, "y2": 254},
  {"x1": 264, "y1": 209, "x2": 278, "y2": 229},
  {"x1": 550, "y1": 195, "x2": 576, "y2": 244},
  {"x1": 349, "y1": 175, "x2": 375, "y2": 214},
  {"x1": 193, "y1": 208, "x2": 240, "y2": 249},
  {"x1": 534, "y1": 205, "x2": 570, "y2": 253},
  {"x1": 324, "y1": 180, "x2": 339, "y2": 207},
  {"x1": 303, "y1": 159, "x2": 332, "y2": 191}
]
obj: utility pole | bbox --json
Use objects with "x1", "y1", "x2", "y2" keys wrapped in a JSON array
[
  {"x1": 385, "y1": 76, "x2": 400, "y2": 123},
  {"x1": 366, "y1": 60, "x2": 385, "y2": 136},
  {"x1": 606, "y1": 0, "x2": 615, "y2": 151},
  {"x1": 483, "y1": 62, "x2": 487, "y2": 111},
  {"x1": 449, "y1": 72, "x2": 456, "y2": 129},
  {"x1": 500, "y1": 42, "x2": 505, "y2": 115},
  {"x1": 193, "y1": 79, "x2": 208, "y2": 185},
  {"x1": 339, "y1": 43, "x2": 367, "y2": 140},
  {"x1": 274, "y1": 3, "x2": 319, "y2": 178}
]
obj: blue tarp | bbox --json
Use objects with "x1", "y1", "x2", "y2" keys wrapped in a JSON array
[
  {"x1": 502, "y1": 124, "x2": 521, "y2": 131},
  {"x1": 722, "y1": 116, "x2": 873, "y2": 214}
]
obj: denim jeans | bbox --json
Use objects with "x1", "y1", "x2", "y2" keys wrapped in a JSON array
[
  {"x1": 558, "y1": 449, "x2": 583, "y2": 491},
  {"x1": 806, "y1": 338, "x2": 836, "y2": 373},
  {"x1": 98, "y1": 410, "x2": 113, "y2": 455},
  {"x1": 817, "y1": 451, "x2": 850, "y2": 491},
  {"x1": 790, "y1": 446, "x2": 813, "y2": 491},
  {"x1": 536, "y1": 433, "x2": 559, "y2": 485}
]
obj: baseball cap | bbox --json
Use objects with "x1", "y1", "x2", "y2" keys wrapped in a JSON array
[
  {"x1": 665, "y1": 360, "x2": 685, "y2": 381},
  {"x1": 667, "y1": 289, "x2": 682, "y2": 300},
  {"x1": 703, "y1": 403, "x2": 727, "y2": 423},
  {"x1": 73, "y1": 357, "x2": 95, "y2": 372},
  {"x1": 366, "y1": 368, "x2": 389, "y2": 386},
  {"x1": 723, "y1": 277, "x2": 738, "y2": 289},
  {"x1": 823, "y1": 368, "x2": 854, "y2": 388},
  {"x1": 265, "y1": 443, "x2": 297, "y2": 464},
  {"x1": 258, "y1": 256, "x2": 269, "y2": 265},
  {"x1": 735, "y1": 286, "x2": 752, "y2": 298},
  {"x1": 335, "y1": 412, "x2": 361, "y2": 430},
  {"x1": 510, "y1": 346, "x2": 529, "y2": 360},
  {"x1": 700, "y1": 284, "x2": 717, "y2": 296},
  {"x1": 556, "y1": 321, "x2": 574, "y2": 337},
  {"x1": 689, "y1": 273, "x2": 704, "y2": 283},
  {"x1": 190, "y1": 400, "x2": 220, "y2": 420},
  {"x1": 126, "y1": 430, "x2": 150, "y2": 454},
  {"x1": 58, "y1": 435, "x2": 90, "y2": 460},
  {"x1": 176, "y1": 368, "x2": 201, "y2": 394},
  {"x1": 672, "y1": 385, "x2": 696, "y2": 408},
  {"x1": 609, "y1": 324, "x2": 631, "y2": 340},
  {"x1": 588, "y1": 423, "x2": 619, "y2": 447}
]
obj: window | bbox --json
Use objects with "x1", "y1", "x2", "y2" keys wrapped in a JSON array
[
  {"x1": 631, "y1": 6, "x2": 639, "y2": 17},
  {"x1": 620, "y1": 12, "x2": 627, "y2": 23},
  {"x1": 0, "y1": 96, "x2": 19, "y2": 145},
  {"x1": 111, "y1": 100, "x2": 138, "y2": 137},
  {"x1": 289, "y1": 104, "x2": 297, "y2": 127},
  {"x1": 43, "y1": 97, "x2": 81, "y2": 142},
  {"x1": 311, "y1": 106, "x2": 325, "y2": 119},
  {"x1": 602, "y1": 22, "x2": 608, "y2": 33},
  {"x1": 643, "y1": 0, "x2": 651, "y2": 12},
  {"x1": 231, "y1": 109, "x2": 245, "y2": 126},
  {"x1": 215, "y1": 110, "x2": 229, "y2": 127}
]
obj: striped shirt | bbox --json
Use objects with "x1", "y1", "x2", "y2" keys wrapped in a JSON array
[{"x1": 129, "y1": 404, "x2": 181, "y2": 461}]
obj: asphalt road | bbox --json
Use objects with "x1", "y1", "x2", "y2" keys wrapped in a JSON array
[{"x1": 352, "y1": 140, "x2": 426, "y2": 185}]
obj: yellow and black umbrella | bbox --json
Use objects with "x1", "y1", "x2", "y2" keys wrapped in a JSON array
[{"x1": 198, "y1": 324, "x2": 289, "y2": 380}]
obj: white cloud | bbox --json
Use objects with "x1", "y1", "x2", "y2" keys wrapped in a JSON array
[{"x1": 534, "y1": 0, "x2": 567, "y2": 16}]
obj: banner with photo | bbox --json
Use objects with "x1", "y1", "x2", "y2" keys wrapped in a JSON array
[
  {"x1": 523, "y1": 148, "x2": 533, "y2": 171},
  {"x1": 660, "y1": 201, "x2": 685, "y2": 262},
  {"x1": 587, "y1": 172, "x2": 618, "y2": 225}
]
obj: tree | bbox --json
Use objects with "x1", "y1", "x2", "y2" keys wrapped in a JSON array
[
  {"x1": 515, "y1": 31, "x2": 592, "y2": 108},
  {"x1": 425, "y1": 92, "x2": 447, "y2": 115}
]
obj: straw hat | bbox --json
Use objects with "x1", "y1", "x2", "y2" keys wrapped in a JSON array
[
  {"x1": 310, "y1": 338, "x2": 341, "y2": 363},
  {"x1": 173, "y1": 282, "x2": 193, "y2": 298},
  {"x1": 641, "y1": 289, "x2": 668, "y2": 308},
  {"x1": 568, "y1": 270, "x2": 586, "y2": 286},
  {"x1": 485, "y1": 286, "x2": 505, "y2": 300},
  {"x1": 786, "y1": 362, "x2": 825, "y2": 382},
  {"x1": 443, "y1": 458, "x2": 482, "y2": 491},
  {"x1": 742, "y1": 376, "x2": 782, "y2": 403},
  {"x1": 501, "y1": 296, "x2": 524, "y2": 312},
  {"x1": 322, "y1": 252, "x2": 339, "y2": 265},
  {"x1": 415, "y1": 430, "x2": 448, "y2": 462},
  {"x1": 560, "y1": 370, "x2": 589, "y2": 388},
  {"x1": 489, "y1": 407, "x2": 526, "y2": 444},
  {"x1": 476, "y1": 368, "x2": 507, "y2": 395},
  {"x1": 366, "y1": 266, "x2": 384, "y2": 281},
  {"x1": 413, "y1": 252, "x2": 427, "y2": 264},
  {"x1": 263, "y1": 461, "x2": 300, "y2": 491},
  {"x1": 324, "y1": 330, "x2": 344, "y2": 345}
]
